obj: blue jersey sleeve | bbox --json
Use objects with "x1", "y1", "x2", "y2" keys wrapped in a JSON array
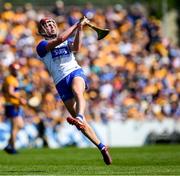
[{"x1": 36, "y1": 40, "x2": 48, "y2": 58}]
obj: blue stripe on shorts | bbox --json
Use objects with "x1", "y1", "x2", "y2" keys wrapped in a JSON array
[{"x1": 56, "y1": 69, "x2": 88, "y2": 101}]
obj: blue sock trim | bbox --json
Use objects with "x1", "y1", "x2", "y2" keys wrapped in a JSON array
[
  {"x1": 98, "y1": 142, "x2": 105, "y2": 150},
  {"x1": 77, "y1": 114, "x2": 84, "y2": 120}
]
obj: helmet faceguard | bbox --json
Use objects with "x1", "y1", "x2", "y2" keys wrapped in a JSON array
[{"x1": 38, "y1": 17, "x2": 57, "y2": 39}]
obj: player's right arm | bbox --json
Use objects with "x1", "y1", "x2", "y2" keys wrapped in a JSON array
[{"x1": 45, "y1": 22, "x2": 81, "y2": 51}]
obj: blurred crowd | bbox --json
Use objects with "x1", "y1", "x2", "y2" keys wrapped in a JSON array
[{"x1": 0, "y1": 0, "x2": 179, "y2": 130}]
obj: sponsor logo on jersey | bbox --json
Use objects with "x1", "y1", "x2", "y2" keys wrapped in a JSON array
[{"x1": 51, "y1": 46, "x2": 70, "y2": 58}]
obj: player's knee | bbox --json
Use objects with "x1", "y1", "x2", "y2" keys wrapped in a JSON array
[
  {"x1": 15, "y1": 118, "x2": 24, "y2": 129},
  {"x1": 73, "y1": 90, "x2": 84, "y2": 99},
  {"x1": 14, "y1": 123, "x2": 23, "y2": 130},
  {"x1": 18, "y1": 123, "x2": 24, "y2": 130}
]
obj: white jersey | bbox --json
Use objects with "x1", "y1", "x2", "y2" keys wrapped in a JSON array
[{"x1": 36, "y1": 40, "x2": 81, "y2": 85}]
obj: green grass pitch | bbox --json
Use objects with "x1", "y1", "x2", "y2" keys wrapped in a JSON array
[{"x1": 0, "y1": 145, "x2": 180, "y2": 175}]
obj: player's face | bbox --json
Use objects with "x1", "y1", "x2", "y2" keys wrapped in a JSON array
[
  {"x1": 13, "y1": 70, "x2": 18, "y2": 76},
  {"x1": 44, "y1": 20, "x2": 57, "y2": 37},
  {"x1": 10, "y1": 68, "x2": 18, "y2": 76},
  {"x1": 10, "y1": 63, "x2": 20, "y2": 77}
]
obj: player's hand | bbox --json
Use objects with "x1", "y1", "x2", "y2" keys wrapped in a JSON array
[
  {"x1": 79, "y1": 16, "x2": 90, "y2": 26},
  {"x1": 20, "y1": 98, "x2": 27, "y2": 105}
]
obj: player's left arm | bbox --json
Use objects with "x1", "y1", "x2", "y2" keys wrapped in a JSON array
[
  {"x1": 69, "y1": 17, "x2": 89, "y2": 52},
  {"x1": 69, "y1": 25, "x2": 83, "y2": 52}
]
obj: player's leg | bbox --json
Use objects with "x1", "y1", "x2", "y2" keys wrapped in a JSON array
[
  {"x1": 71, "y1": 77, "x2": 86, "y2": 116},
  {"x1": 64, "y1": 96, "x2": 101, "y2": 146},
  {"x1": 71, "y1": 77, "x2": 101, "y2": 144},
  {"x1": 9, "y1": 116, "x2": 24, "y2": 148},
  {"x1": 63, "y1": 98, "x2": 76, "y2": 117},
  {"x1": 56, "y1": 71, "x2": 112, "y2": 164},
  {"x1": 4, "y1": 105, "x2": 24, "y2": 154},
  {"x1": 64, "y1": 99, "x2": 86, "y2": 130},
  {"x1": 65, "y1": 76, "x2": 112, "y2": 165}
]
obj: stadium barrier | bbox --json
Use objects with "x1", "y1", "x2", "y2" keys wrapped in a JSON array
[{"x1": 0, "y1": 118, "x2": 180, "y2": 149}]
